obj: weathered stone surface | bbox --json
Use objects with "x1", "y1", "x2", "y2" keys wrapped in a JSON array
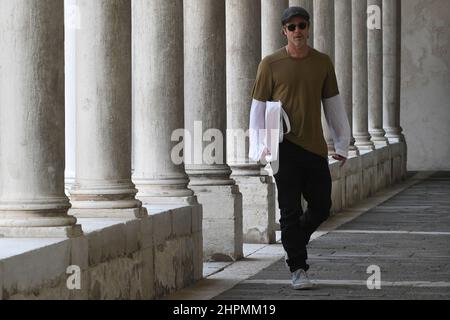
[
  {"x1": 0, "y1": 0, "x2": 77, "y2": 233},
  {"x1": 203, "y1": 218, "x2": 243, "y2": 262},
  {"x1": 401, "y1": 0, "x2": 449, "y2": 171},
  {"x1": 70, "y1": 236, "x2": 89, "y2": 271},
  {"x1": 69, "y1": 0, "x2": 141, "y2": 214},
  {"x1": 331, "y1": 179, "x2": 343, "y2": 214},
  {"x1": 132, "y1": 0, "x2": 195, "y2": 204},
  {"x1": 262, "y1": 0, "x2": 288, "y2": 57},
  {"x1": 154, "y1": 237, "x2": 196, "y2": 298},
  {"x1": 1, "y1": 240, "x2": 70, "y2": 299},
  {"x1": 139, "y1": 215, "x2": 154, "y2": 249},
  {"x1": 353, "y1": 0, "x2": 375, "y2": 151},
  {"x1": 362, "y1": 166, "x2": 377, "y2": 199},
  {"x1": 191, "y1": 185, "x2": 243, "y2": 261},
  {"x1": 88, "y1": 256, "x2": 143, "y2": 299},
  {"x1": 345, "y1": 173, "x2": 363, "y2": 209},
  {"x1": 172, "y1": 206, "x2": 193, "y2": 238},
  {"x1": 329, "y1": 162, "x2": 342, "y2": 180},
  {"x1": 87, "y1": 223, "x2": 127, "y2": 266},
  {"x1": 377, "y1": 159, "x2": 392, "y2": 191},
  {"x1": 140, "y1": 247, "x2": 155, "y2": 299},
  {"x1": 0, "y1": 205, "x2": 199, "y2": 300},
  {"x1": 152, "y1": 210, "x2": 173, "y2": 246},
  {"x1": 193, "y1": 232, "x2": 204, "y2": 280},
  {"x1": 191, "y1": 205, "x2": 203, "y2": 234},
  {"x1": 234, "y1": 176, "x2": 276, "y2": 244}
]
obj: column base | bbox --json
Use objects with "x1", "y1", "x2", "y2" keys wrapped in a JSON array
[
  {"x1": 348, "y1": 144, "x2": 360, "y2": 157},
  {"x1": 189, "y1": 184, "x2": 243, "y2": 262},
  {"x1": 385, "y1": 128, "x2": 405, "y2": 144},
  {"x1": 232, "y1": 175, "x2": 276, "y2": 244},
  {"x1": 355, "y1": 143, "x2": 376, "y2": 151},
  {"x1": 138, "y1": 195, "x2": 198, "y2": 206},
  {"x1": 372, "y1": 138, "x2": 390, "y2": 148},
  {"x1": 348, "y1": 149, "x2": 360, "y2": 158},
  {"x1": 69, "y1": 182, "x2": 141, "y2": 210},
  {"x1": 387, "y1": 136, "x2": 405, "y2": 144},
  {"x1": 69, "y1": 207, "x2": 147, "y2": 219},
  {"x1": 227, "y1": 163, "x2": 264, "y2": 176},
  {"x1": 0, "y1": 224, "x2": 83, "y2": 238},
  {"x1": 135, "y1": 180, "x2": 197, "y2": 206},
  {"x1": 354, "y1": 134, "x2": 376, "y2": 151}
]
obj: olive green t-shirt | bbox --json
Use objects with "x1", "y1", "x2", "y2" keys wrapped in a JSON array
[{"x1": 252, "y1": 47, "x2": 339, "y2": 159}]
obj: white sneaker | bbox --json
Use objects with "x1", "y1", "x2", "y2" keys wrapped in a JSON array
[{"x1": 292, "y1": 269, "x2": 313, "y2": 290}]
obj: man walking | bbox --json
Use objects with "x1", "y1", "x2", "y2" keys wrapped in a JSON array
[{"x1": 249, "y1": 7, "x2": 351, "y2": 290}]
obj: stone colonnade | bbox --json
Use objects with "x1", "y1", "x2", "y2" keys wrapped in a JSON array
[{"x1": 0, "y1": 0, "x2": 405, "y2": 262}]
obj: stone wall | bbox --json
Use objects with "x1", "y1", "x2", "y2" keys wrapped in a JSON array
[
  {"x1": 332, "y1": 143, "x2": 406, "y2": 215},
  {"x1": 401, "y1": 0, "x2": 450, "y2": 170},
  {"x1": 0, "y1": 205, "x2": 202, "y2": 300}
]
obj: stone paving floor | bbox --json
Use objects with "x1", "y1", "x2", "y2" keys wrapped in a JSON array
[
  {"x1": 166, "y1": 171, "x2": 450, "y2": 300},
  {"x1": 213, "y1": 171, "x2": 450, "y2": 300}
]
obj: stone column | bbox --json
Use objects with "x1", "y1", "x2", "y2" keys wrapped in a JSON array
[
  {"x1": 262, "y1": 0, "x2": 289, "y2": 58},
  {"x1": 368, "y1": 0, "x2": 389, "y2": 147},
  {"x1": 184, "y1": 0, "x2": 243, "y2": 261},
  {"x1": 383, "y1": 0, "x2": 403, "y2": 143},
  {"x1": 227, "y1": 0, "x2": 276, "y2": 244},
  {"x1": 352, "y1": 0, "x2": 375, "y2": 151},
  {"x1": 383, "y1": 0, "x2": 405, "y2": 181},
  {"x1": 289, "y1": 0, "x2": 314, "y2": 45},
  {"x1": 314, "y1": 0, "x2": 335, "y2": 154},
  {"x1": 65, "y1": 0, "x2": 77, "y2": 193},
  {"x1": 335, "y1": 0, "x2": 358, "y2": 156},
  {"x1": 70, "y1": 0, "x2": 144, "y2": 218},
  {"x1": 132, "y1": 0, "x2": 196, "y2": 206},
  {"x1": 0, "y1": 0, "x2": 81, "y2": 237},
  {"x1": 314, "y1": 0, "x2": 334, "y2": 60}
]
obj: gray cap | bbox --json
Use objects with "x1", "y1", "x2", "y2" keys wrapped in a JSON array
[{"x1": 281, "y1": 6, "x2": 310, "y2": 25}]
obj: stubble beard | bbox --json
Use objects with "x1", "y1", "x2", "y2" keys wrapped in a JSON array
[{"x1": 293, "y1": 38, "x2": 307, "y2": 50}]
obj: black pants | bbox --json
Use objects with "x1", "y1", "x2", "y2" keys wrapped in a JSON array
[{"x1": 274, "y1": 139, "x2": 332, "y2": 273}]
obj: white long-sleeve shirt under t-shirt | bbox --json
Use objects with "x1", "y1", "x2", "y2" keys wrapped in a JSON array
[{"x1": 248, "y1": 96, "x2": 351, "y2": 163}]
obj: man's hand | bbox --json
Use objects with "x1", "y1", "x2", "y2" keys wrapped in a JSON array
[{"x1": 331, "y1": 154, "x2": 347, "y2": 167}]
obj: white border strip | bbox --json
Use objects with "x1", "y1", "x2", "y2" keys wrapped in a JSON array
[
  {"x1": 331, "y1": 230, "x2": 450, "y2": 236},
  {"x1": 243, "y1": 279, "x2": 450, "y2": 288}
]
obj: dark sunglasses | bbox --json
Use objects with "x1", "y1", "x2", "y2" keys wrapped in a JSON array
[{"x1": 286, "y1": 22, "x2": 308, "y2": 32}]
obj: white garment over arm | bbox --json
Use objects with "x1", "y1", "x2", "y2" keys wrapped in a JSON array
[
  {"x1": 322, "y1": 94, "x2": 351, "y2": 158},
  {"x1": 264, "y1": 101, "x2": 290, "y2": 162},
  {"x1": 248, "y1": 99, "x2": 267, "y2": 162}
]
